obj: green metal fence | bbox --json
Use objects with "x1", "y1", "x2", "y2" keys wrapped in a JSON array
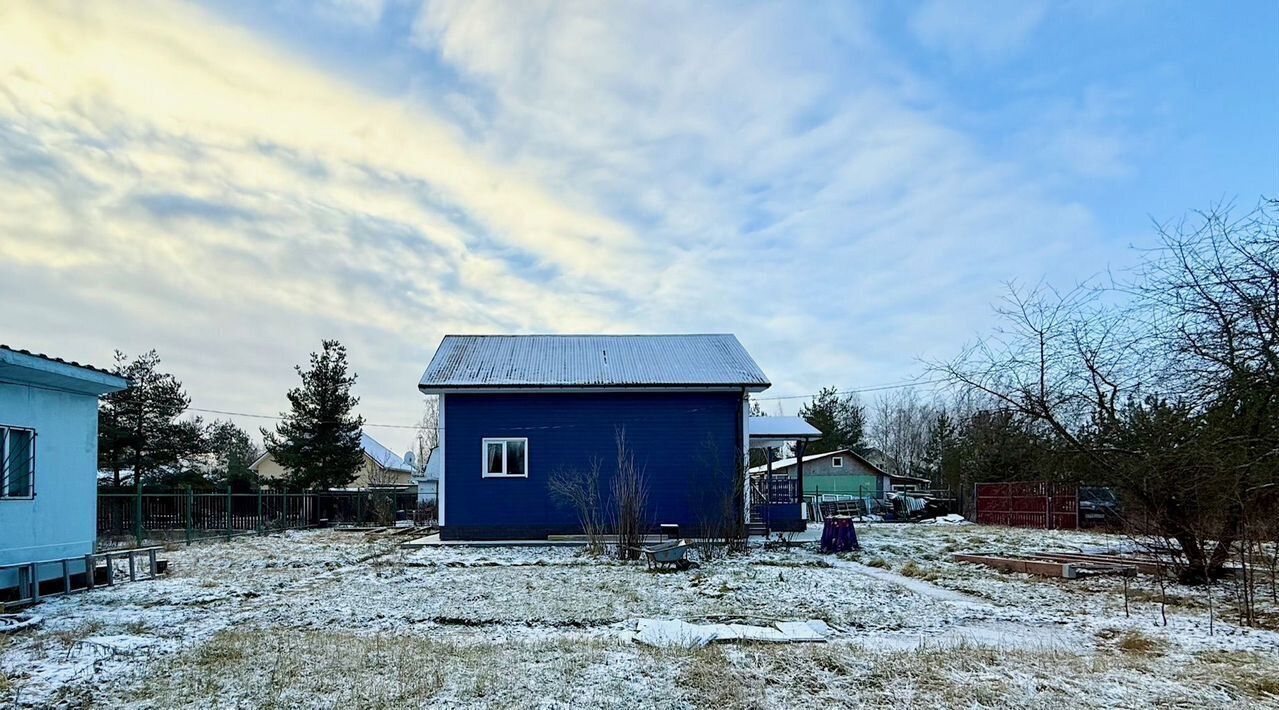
[{"x1": 97, "y1": 487, "x2": 426, "y2": 549}]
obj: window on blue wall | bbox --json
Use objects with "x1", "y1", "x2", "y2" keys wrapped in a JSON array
[
  {"x1": 1, "y1": 426, "x2": 35, "y2": 498},
  {"x1": 832, "y1": 457, "x2": 843, "y2": 468},
  {"x1": 482, "y1": 438, "x2": 528, "y2": 478}
]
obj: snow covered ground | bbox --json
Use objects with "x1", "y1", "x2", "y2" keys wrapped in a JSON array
[{"x1": 2, "y1": 524, "x2": 1277, "y2": 707}]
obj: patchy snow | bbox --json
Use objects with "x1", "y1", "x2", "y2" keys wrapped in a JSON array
[
  {"x1": 626, "y1": 618, "x2": 827, "y2": 647},
  {"x1": 0, "y1": 614, "x2": 42, "y2": 634},
  {"x1": 1, "y1": 524, "x2": 1277, "y2": 707},
  {"x1": 919, "y1": 513, "x2": 971, "y2": 525},
  {"x1": 829, "y1": 557, "x2": 981, "y2": 604}
]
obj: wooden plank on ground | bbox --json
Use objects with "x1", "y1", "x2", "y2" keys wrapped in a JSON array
[
  {"x1": 1029, "y1": 552, "x2": 1163, "y2": 575},
  {"x1": 951, "y1": 553, "x2": 1078, "y2": 579}
]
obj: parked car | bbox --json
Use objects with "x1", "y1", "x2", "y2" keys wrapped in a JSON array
[{"x1": 1078, "y1": 486, "x2": 1123, "y2": 528}]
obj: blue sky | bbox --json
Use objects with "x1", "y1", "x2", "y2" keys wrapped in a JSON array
[{"x1": 0, "y1": 1, "x2": 1274, "y2": 453}]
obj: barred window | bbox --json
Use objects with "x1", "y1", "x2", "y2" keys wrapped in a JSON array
[{"x1": 1, "y1": 426, "x2": 35, "y2": 498}]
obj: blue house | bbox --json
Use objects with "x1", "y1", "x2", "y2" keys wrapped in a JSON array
[
  {"x1": 0, "y1": 345, "x2": 129, "y2": 594},
  {"x1": 418, "y1": 334, "x2": 815, "y2": 541}
]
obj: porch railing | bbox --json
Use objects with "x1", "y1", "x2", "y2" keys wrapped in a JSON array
[{"x1": 753, "y1": 475, "x2": 800, "y2": 504}]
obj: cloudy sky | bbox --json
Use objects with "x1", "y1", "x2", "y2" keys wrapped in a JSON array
[{"x1": 0, "y1": 1, "x2": 1274, "y2": 454}]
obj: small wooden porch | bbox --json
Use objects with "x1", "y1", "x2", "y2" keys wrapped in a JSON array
[{"x1": 746, "y1": 416, "x2": 821, "y2": 536}]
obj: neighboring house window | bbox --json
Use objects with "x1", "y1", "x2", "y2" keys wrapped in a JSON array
[
  {"x1": 831, "y1": 457, "x2": 843, "y2": 468},
  {"x1": 1, "y1": 426, "x2": 35, "y2": 498},
  {"x1": 482, "y1": 438, "x2": 528, "y2": 478}
]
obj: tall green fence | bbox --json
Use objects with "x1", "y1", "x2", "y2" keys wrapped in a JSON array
[{"x1": 96, "y1": 487, "x2": 426, "y2": 549}]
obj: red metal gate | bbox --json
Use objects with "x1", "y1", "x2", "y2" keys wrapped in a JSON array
[{"x1": 974, "y1": 482, "x2": 1079, "y2": 529}]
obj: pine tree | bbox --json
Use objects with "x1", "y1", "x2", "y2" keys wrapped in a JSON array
[
  {"x1": 98, "y1": 350, "x2": 206, "y2": 487},
  {"x1": 923, "y1": 410, "x2": 960, "y2": 489},
  {"x1": 262, "y1": 340, "x2": 365, "y2": 490},
  {"x1": 206, "y1": 419, "x2": 262, "y2": 489},
  {"x1": 747, "y1": 397, "x2": 770, "y2": 467},
  {"x1": 798, "y1": 386, "x2": 867, "y2": 455}
]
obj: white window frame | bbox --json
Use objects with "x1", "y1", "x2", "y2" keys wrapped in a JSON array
[
  {"x1": 0, "y1": 425, "x2": 36, "y2": 500},
  {"x1": 481, "y1": 437, "x2": 529, "y2": 478},
  {"x1": 831, "y1": 456, "x2": 843, "y2": 468}
]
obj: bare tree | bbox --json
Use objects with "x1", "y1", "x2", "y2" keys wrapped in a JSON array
[
  {"x1": 935, "y1": 200, "x2": 1279, "y2": 585},
  {"x1": 548, "y1": 429, "x2": 650, "y2": 560},
  {"x1": 610, "y1": 428, "x2": 650, "y2": 561},
  {"x1": 548, "y1": 458, "x2": 606, "y2": 555},
  {"x1": 414, "y1": 396, "x2": 440, "y2": 476},
  {"x1": 869, "y1": 388, "x2": 935, "y2": 476},
  {"x1": 364, "y1": 462, "x2": 404, "y2": 525}
]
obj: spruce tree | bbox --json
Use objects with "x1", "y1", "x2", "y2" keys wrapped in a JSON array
[
  {"x1": 263, "y1": 340, "x2": 365, "y2": 490},
  {"x1": 98, "y1": 350, "x2": 205, "y2": 487},
  {"x1": 206, "y1": 419, "x2": 262, "y2": 489},
  {"x1": 798, "y1": 386, "x2": 868, "y2": 455}
]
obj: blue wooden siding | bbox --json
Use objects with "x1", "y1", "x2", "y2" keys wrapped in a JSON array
[
  {"x1": 0, "y1": 383, "x2": 100, "y2": 588},
  {"x1": 442, "y1": 391, "x2": 743, "y2": 540}
]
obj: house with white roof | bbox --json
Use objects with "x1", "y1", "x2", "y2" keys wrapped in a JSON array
[{"x1": 251, "y1": 432, "x2": 414, "y2": 489}]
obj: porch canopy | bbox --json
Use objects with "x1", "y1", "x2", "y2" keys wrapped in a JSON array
[
  {"x1": 747, "y1": 416, "x2": 820, "y2": 531},
  {"x1": 748, "y1": 416, "x2": 821, "y2": 448}
]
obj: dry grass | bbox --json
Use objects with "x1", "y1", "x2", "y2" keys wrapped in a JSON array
[
  {"x1": 663, "y1": 642, "x2": 1205, "y2": 707},
  {"x1": 109, "y1": 629, "x2": 1261, "y2": 710},
  {"x1": 1180, "y1": 650, "x2": 1279, "y2": 703},
  {"x1": 1115, "y1": 630, "x2": 1164, "y2": 655},
  {"x1": 1123, "y1": 588, "x2": 1202, "y2": 609},
  {"x1": 675, "y1": 645, "x2": 755, "y2": 707},
  {"x1": 51, "y1": 620, "x2": 105, "y2": 649},
  {"x1": 0, "y1": 635, "x2": 10, "y2": 695},
  {"x1": 898, "y1": 561, "x2": 941, "y2": 581},
  {"x1": 118, "y1": 627, "x2": 674, "y2": 709},
  {"x1": 1252, "y1": 677, "x2": 1279, "y2": 699},
  {"x1": 710, "y1": 641, "x2": 1279, "y2": 707},
  {"x1": 863, "y1": 557, "x2": 890, "y2": 569},
  {"x1": 11, "y1": 526, "x2": 1279, "y2": 708}
]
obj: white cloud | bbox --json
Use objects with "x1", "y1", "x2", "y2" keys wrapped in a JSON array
[
  {"x1": 0, "y1": 0, "x2": 1128, "y2": 453},
  {"x1": 0, "y1": 0, "x2": 653, "y2": 450},
  {"x1": 909, "y1": 0, "x2": 1049, "y2": 63},
  {"x1": 410, "y1": 0, "x2": 1113, "y2": 398},
  {"x1": 1031, "y1": 87, "x2": 1136, "y2": 180}
]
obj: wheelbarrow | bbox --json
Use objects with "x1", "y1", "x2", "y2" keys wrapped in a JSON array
[{"x1": 635, "y1": 539, "x2": 696, "y2": 571}]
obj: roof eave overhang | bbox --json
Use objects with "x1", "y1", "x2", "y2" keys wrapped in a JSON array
[
  {"x1": 0, "y1": 356, "x2": 130, "y2": 396},
  {"x1": 748, "y1": 434, "x2": 822, "y2": 449},
  {"x1": 418, "y1": 383, "x2": 770, "y2": 395}
]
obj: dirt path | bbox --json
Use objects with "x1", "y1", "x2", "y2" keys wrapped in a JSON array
[
  {"x1": 829, "y1": 558, "x2": 984, "y2": 604},
  {"x1": 827, "y1": 557, "x2": 1091, "y2": 652}
]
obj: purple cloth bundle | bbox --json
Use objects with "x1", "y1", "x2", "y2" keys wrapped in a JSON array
[{"x1": 820, "y1": 516, "x2": 861, "y2": 553}]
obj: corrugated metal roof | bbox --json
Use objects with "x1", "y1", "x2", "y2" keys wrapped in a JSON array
[{"x1": 419, "y1": 334, "x2": 770, "y2": 390}]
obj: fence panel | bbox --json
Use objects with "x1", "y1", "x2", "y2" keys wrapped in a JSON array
[
  {"x1": 975, "y1": 482, "x2": 1079, "y2": 530},
  {"x1": 97, "y1": 488, "x2": 424, "y2": 549}
]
